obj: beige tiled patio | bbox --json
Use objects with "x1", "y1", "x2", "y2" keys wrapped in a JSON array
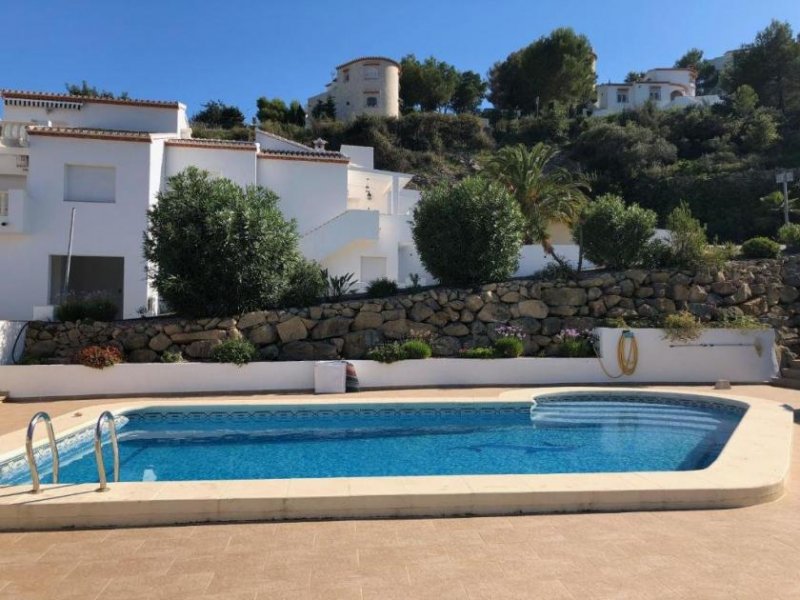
[{"x1": 0, "y1": 385, "x2": 798, "y2": 599}]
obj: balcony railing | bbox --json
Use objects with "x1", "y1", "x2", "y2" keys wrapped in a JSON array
[{"x1": 0, "y1": 121, "x2": 32, "y2": 147}]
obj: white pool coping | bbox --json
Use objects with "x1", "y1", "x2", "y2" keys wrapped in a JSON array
[{"x1": 0, "y1": 387, "x2": 794, "y2": 530}]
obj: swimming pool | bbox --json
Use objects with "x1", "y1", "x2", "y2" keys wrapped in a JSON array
[{"x1": 0, "y1": 392, "x2": 745, "y2": 486}]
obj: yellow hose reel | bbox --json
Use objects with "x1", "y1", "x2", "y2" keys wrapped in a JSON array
[{"x1": 596, "y1": 329, "x2": 639, "y2": 378}]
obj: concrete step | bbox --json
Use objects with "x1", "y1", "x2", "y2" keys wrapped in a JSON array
[
  {"x1": 771, "y1": 377, "x2": 800, "y2": 390},
  {"x1": 790, "y1": 359, "x2": 800, "y2": 369},
  {"x1": 781, "y1": 368, "x2": 800, "y2": 380}
]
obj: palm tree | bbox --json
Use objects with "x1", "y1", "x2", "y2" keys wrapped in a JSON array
[{"x1": 484, "y1": 143, "x2": 591, "y2": 263}]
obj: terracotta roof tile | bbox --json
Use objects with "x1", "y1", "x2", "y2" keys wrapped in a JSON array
[
  {"x1": 1, "y1": 90, "x2": 181, "y2": 109},
  {"x1": 335, "y1": 56, "x2": 400, "y2": 70},
  {"x1": 165, "y1": 138, "x2": 257, "y2": 151},
  {"x1": 26, "y1": 126, "x2": 152, "y2": 142},
  {"x1": 258, "y1": 149, "x2": 349, "y2": 163}
]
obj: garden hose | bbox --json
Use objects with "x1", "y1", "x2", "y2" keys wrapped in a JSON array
[{"x1": 595, "y1": 330, "x2": 639, "y2": 379}]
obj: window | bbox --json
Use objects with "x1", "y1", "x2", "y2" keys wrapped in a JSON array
[
  {"x1": 366, "y1": 96, "x2": 378, "y2": 108},
  {"x1": 64, "y1": 165, "x2": 116, "y2": 203},
  {"x1": 364, "y1": 65, "x2": 379, "y2": 80},
  {"x1": 649, "y1": 86, "x2": 662, "y2": 101},
  {"x1": 343, "y1": 69, "x2": 350, "y2": 82},
  {"x1": 616, "y1": 93, "x2": 629, "y2": 104}
]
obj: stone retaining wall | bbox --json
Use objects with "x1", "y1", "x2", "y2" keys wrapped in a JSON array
[{"x1": 24, "y1": 258, "x2": 800, "y2": 363}]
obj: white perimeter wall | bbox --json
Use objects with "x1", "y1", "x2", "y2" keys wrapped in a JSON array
[{"x1": 0, "y1": 329, "x2": 778, "y2": 398}]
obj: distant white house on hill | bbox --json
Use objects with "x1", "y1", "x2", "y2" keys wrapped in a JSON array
[
  {"x1": 0, "y1": 89, "x2": 420, "y2": 320},
  {"x1": 307, "y1": 56, "x2": 400, "y2": 122},
  {"x1": 591, "y1": 67, "x2": 722, "y2": 117}
]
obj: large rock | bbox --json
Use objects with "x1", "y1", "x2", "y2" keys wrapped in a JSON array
[
  {"x1": 148, "y1": 333, "x2": 172, "y2": 352},
  {"x1": 380, "y1": 319, "x2": 436, "y2": 340},
  {"x1": 688, "y1": 285, "x2": 708, "y2": 303},
  {"x1": 443, "y1": 323, "x2": 469, "y2": 337},
  {"x1": 342, "y1": 329, "x2": 383, "y2": 358},
  {"x1": 541, "y1": 317, "x2": 562, "y2": 336},
  {"x1": 312, "y1": 317, "x2": 352, "y2": 340},
  {"x1": 170, "y1": 330, "x2": 226, "y2": 344},
  {"x1": 711, "y1": 281, "x2": 736, "y2": 296},
  {"x1": 28, "y1": 340, "x2": 57, "y2": 358},
  {"x1": 120, "y1": 333, "x2": 149, "y2": 351},
  {"x1": 237, "y1": 311, "x2": 266, "y2": 330},
  {"x1": 353, "y1": 311, "x2": 384, "y2": 331},
  {"x1": 518, "y1": 299, "x2": 548, "y2": 318},
  {"x1": 541, "y1": 287, "x2": 587, "y2": 306},
  {"x1": 128, "y1": 349, "x2": 157, "y2": 363},
  {"x1": 477, "y1": 303, "x2": 512, "y2": 322},
  {"x1": 280, "y1": 341, "x2": 338, "y2": 361},
  {"x1": 780, "y1": 286, "x2": 800, "y2": 304},
  {"x1": 624, "y1": 269, "x2": 648, "y2": 285},
  {"x1": 185, "y1": 339, "x2": 221, "y2": 359},
  {"x1": 276, "y1": 317, "x2": 307, "y2": 343},
  {"x1": 249, "y1": 324, "x2": 276, "y2": 345},
  {"x1": 464, "y1": 295, "x2": 484, "y2": 312},
  {"x1": 409, "y1": 303, "x2": 434, "y2": 322}
]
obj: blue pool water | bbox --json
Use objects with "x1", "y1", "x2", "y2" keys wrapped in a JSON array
[{"x1": 0, "y1": 393, "x2": 744, "y2": 485}]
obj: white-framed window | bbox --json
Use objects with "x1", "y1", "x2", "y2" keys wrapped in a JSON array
[
  {"x1": 64, "y1": 165, "x2": 116, "y2": 203},
  {"x1": 364, "y1": 65, "x2": 379, "y2": 80},
  {"x1": 366, "y1": 96, "x2": 378, "y2": 108},
  {"x1": 649, "y1": 86, "x2": 662, "y2": 101},
  {"x1": 616, "y1": 89, "x2": 629, "y2": 104}
]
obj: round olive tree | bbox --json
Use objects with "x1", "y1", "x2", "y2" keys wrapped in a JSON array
[
  {"x1": 576, "y1": 194, "x2": 657, "y2": 269},
  {"x1": 144, "y1": 167, "x2": 323, "y2": 317},
  {"x1": 412, "y1": 177, "x2": 525, "y2": 286}
]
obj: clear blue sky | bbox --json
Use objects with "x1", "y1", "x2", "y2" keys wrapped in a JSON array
[{"x1": 3, "y1": 0, "x2": 799, "y2": 119}]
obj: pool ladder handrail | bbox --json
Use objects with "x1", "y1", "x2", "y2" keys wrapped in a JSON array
[
  {"x1": 94, "y1": 411, "x2": 120, "y2": 492},
  {"x1": 25, "y1": 412, "x2": 60, "y2": 493}
]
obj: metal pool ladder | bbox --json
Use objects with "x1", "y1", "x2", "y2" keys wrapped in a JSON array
[
  {"x1": 25, "y1": 412, "x2": 59, "y2": 493},
  {"x1": 94, "y1": 411, "x2": 120, "y2": 492}
]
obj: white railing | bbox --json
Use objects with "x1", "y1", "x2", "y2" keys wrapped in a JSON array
[
  {"x1": 0, "y1": 191, "x2": 8, "y2": 217},
  {"x1": 0, "y1": 121, "x2": 32, "y2": 147}
]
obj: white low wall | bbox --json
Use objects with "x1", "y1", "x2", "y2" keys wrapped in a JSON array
[
  {"x1": 594, "y1": 327, "x2": 778, "y2": 384},
  {"x1": 0, "y1": 328, "x2": 778, "y2": 399}
]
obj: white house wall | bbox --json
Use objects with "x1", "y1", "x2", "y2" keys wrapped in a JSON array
[
  {"x1": 256, "y1": 158, "x2": 348, "y2": 233},
  {"x1": 0, "y1": 135, "x2": 155, "y2": 319},
  {"x1": 3, "y1": 103, "x2": 183, "y2": 134},
  {"x1": 165, "y1": 146, "x2": 256, "y2": 189}
]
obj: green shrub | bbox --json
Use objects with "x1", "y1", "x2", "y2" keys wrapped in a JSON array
[
  {"x1": 460, "y1": 347, "x2": 497, "y2": 359},
  {"x1": 493, "y1": 337, "x2": 524, "y2": 358},
  {"x1": 55, "y1": 293, "x2": 118, "y2": 322},
  {"x1": 161, "y1": 350, "x2": 184, "y2": 363},
  {"x1": 74, "y1": 345, "x2": 123, "y2": 369},
  {"x1": 713, "y1": 314, "x2": 768, "y2": 330},
  {"x1": 778, "y1": 223, "x2": 800, "y2": 253},
  {"x1": 211, "y1": 338, "x2": 257, "y2": 366},
  {"x1": 366, "y1": 277, "x2": 399, "y2": 298},
  {"x1": 412, "y1": 177, "x2": 524, "y2": 286},
  {"x1": 665, "y1": 202, "x2": 707, "y2": 268},
  {"x1": 577, "y1": 194, "x2": 658, "y2": 269},
  {"x1": 281, "y1": 259, "x2": 327, "y2": 308},
  {"x1": 740, "y1": 236, "x2": 781, "y2": 259},
  {"x1": 143, "y1": 167, "x2": 306, "y2": 317},
  {"x1": 366, "y1": 342, "x2": 407, "y2": 363},
  {"x1": 703, "y1": 241, "x2": 740, "y2": 268},
  {"x1": 662, "y1": 311, "x2": 703, "y2": 342},
  {"x1": 400, "y1": 339, "x2": 432, "y2": 359}
]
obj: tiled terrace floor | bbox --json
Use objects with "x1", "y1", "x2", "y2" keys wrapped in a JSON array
[{"x1": 0, "y1": 385, "x2": 798, "y2": 599}]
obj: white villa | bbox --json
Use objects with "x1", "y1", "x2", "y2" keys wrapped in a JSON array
[
  {"x1": 591, "y1": 67, "x2": 722, "y2": 117},
  {"x1": 307, "y1": 57, "x2": 400, "y2": 122},
  {"x1": 0, "y1": 90, "x2": 420, "y2": 321}
]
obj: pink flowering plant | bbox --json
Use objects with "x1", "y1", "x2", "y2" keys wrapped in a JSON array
[{"x1": 554, "y1": 328, "x2": 597, "y2": 358}]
